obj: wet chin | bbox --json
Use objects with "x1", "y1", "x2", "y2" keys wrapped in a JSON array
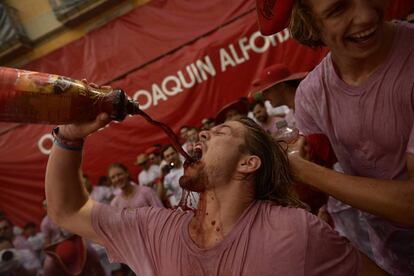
[
  {"x1": 179, "y1": 162, "x2": 208, "y2": 192},
  {"x1": 179, "y1": 175, "x2": 205, "y2": 192}
]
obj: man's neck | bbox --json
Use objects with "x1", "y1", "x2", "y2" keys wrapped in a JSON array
[{"x1": 189, "y1": 179, "x2": 254, "y2": 249}]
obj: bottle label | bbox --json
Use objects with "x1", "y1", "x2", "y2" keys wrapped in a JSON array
[{"x1": 0, "y1": 67, "x2": 80, "y2": 123}]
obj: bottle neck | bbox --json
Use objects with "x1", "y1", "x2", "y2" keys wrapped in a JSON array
[{"x1": 126, "y1": 100, "x2": 140, "y2": 115}]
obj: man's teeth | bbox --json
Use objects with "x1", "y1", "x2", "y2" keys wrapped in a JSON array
[{"x1": 350, "y1": 26, "x2": 377, "y2": 39}]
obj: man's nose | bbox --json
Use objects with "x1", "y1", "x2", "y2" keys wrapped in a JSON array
[{"x1": 199, "y1": 130, "x2": 209, "y2": 141}]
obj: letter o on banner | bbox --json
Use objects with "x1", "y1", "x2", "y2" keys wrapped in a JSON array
[
  {"x1": 133, "y1": 90, "x2": 152, "y2": 110},
  {"x1": 38, "y1": 133, "x2": 54, "y2": 155},
  {"x1": 250, "y1": 32, "x2": 270, "y2": 53}
]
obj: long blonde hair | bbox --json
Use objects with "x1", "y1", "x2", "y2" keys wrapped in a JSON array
[{"x1": 237, "y1": 117, "x2": 304, "y2": 208}]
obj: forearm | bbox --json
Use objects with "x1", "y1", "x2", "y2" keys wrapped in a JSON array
[
  {"x1": 292, "y1": 158, "x2": 414, "y2": 227},
  {"x1": 45, "y1": 145, "x2": 89, "y2": 224}
]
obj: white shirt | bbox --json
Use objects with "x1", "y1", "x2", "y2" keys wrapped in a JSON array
[
  {"x1": 138, "y1": 164, "x2": 161, "y2": 187},
  {"x1": 163, "y1": 166, "x2": 184, "y2": 207}
]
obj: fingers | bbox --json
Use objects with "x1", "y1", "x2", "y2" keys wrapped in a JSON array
[
  {"x1": 87, "y1": 113, "x2": 111, "y2": 134},
  {"x1": 81, "y1": 79, "x2": 112, "y2": 91},
  {"x1": 81, "y1": 79, "x2": 100, "y2": 89},
  {"x1": 288, "y1": 136, "x2": 309, "y2": 159},
  {"x1": 96, "y1": 113, "x2": 111, "y2": 128},
  {"x1": 58, "y1": 113, "x2": 111, "y2": 140}
]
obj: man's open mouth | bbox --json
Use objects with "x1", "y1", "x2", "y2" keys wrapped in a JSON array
[{"x1": 192, "y1": 147, "x2": 203, "y2": 162}]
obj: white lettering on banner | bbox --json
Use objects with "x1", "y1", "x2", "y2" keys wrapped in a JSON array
[
  {"x1": 162, "y1": 76, "x2": 183, "y2": 96},
  {"x1": 178, "y1": 65, "x2": 196, "y2": 88},
  {"x1": 133, "y1": 56, "x2": 216, "y2": 110},
  {"x1": 220, "y1": 30, "x2": 290, "y2": 72},
  {"x1": 229, "y1": 44, "x2": 246, "y2": 65},
  {"x1": 36, "y1": 30, "x2": 291, "y2": 155},
  {"x1": 133, "y1": 90, "x2": 152, "y2": 110},
  {"x1": 152, "y1": 84, "x2": 168, "y2": 106},
  {"x1": 132, "y1": 29, "x2": 290, "y2": 110},
  {"x1": 219, "y1": 49, "x2": 236, "y2": 72},
  {"x1": 249, "y1": 31, "x2": 271, "y2": 53},
  {"x1": 196, "y1": 57, "x2": 216, "y2": 80},
  {"x1": 38, "y1": 133, "x2": 53, "y2": 155},
  {"x1": 276, "y1": 29, "x2": 290, "y2": 43},
  {"x1": 239, "y1": 37, "x2": 251, "y2": 60}
]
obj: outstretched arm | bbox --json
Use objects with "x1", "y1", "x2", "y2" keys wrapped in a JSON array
[
  {"x1": 289, "y1": 138, "x2": 414, "y2": 227},
  {"x1": 45, "y1": 113, "x2": 110, "y2": 243}
]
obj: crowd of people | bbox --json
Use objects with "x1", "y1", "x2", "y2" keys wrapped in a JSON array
[{"x1": 1, "y1": 0, "x2": 413, "y2": 275}]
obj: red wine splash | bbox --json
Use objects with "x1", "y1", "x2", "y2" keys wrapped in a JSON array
[
  {"x1": 134, "y1": 108, "x2": 207, "y2": 211},
  {"x1": 135, "y1": 109, "x2": 194, "y2": 163}
]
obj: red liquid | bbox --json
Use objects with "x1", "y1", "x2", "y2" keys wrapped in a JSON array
[
  {"x1": 134, "y1": 109, "x2": 194, "y2": 163},
  {"x1": 134, "y1": 109, "x2": 203, "y2": 210}
]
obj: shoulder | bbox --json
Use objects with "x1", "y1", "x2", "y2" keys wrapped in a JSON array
[
  {"x1": 259, "y1": 202, "x2": 312, "y2": 230},
  {"x1": 297, "y1": 55, "x2": 330, "y2": 100},
  {"x1": 260, "y1": 202, "x2": 336, "y2": 236}
]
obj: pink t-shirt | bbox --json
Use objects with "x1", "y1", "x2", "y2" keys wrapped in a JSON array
[
  {"x1": 110, "y1": 184, "x2": 163, "y2": 209},
  {"x1": 91, "y1": 201, "x2": 361, "y2": 276},
  {"x1": 295, "y1": 21, "x2": 414, "y2": 275}
]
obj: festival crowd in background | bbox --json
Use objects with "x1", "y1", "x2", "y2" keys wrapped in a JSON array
[{"x1": 1, "y1": 1, "x2": 414, "y2": 276}]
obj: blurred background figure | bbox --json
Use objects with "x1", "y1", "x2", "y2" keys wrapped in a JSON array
[
  {"x1": 146, "y1": 146, "x2": 163, "y2": 168},
  {"x1": 200, "y1": 118, "x2": 215, "y2": 130},
  {"x1": 0, "y1": 237, "x2": 41, "y2": 276},
  {"x1": 0, "y1": 218, "x2": 33, "y2": 252},
  {"x1": 23, "y1": 222, "x2": 45, "y2": 264},
  {"x1": 135, "y1": 153, "x2": 160, "y2": 190},
  {"x1": 249, "y1": 99, "x2": 284, "y2": 136},
  {"x1": 160, "y1": 145, "x2": 184, "y2": 208},
  {"x1": 178, "y1": 125, "x2": 189, "y2": 145},
  {"x1": 215, "y1": 97, "x2": 249, "y2": 124},
  {"x1": 182, "y1": 126, "x2": 199, "y2": 156},
  {"x1": 90, "y1": 176, "x2": 115, "y2": 205},
  {"x1": 108, "y1": 162, "x2": 163, "y2": 209},
  {"x1": 251, "y1": 63, "x2": 307, "y2": 127}
]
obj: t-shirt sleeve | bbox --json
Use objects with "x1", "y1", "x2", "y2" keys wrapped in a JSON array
[
  {"x1": 295, "y1": 77, "x2": 323, "y2": 135},
  {"x1": 304, "y1": 211, "x2": 362, "y2": 276},
  {"x1": 91, "y1": 202, "x2": 155, "y2": 264}
]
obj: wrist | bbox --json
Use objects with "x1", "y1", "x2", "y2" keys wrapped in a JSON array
[
  {"x1": 52, "y1": 127, "x2": 84, "y2": 151},
  {"x1": 289, "y1": 156, "x2": 311, "y2": 182}
]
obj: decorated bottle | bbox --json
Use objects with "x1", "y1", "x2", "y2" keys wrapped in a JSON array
[
  {"x1": 0, "y1": 67, "x2": 139, "y2": 124},
  {"x1": 273, "y1": 119, "x2": 299, "y2": 144}
]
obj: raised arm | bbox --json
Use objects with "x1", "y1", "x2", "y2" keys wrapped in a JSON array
[
  {"x1": 289, "y1": 138, "x2": 414, "y2": 227},
  {"x1": 45, "y1": 113, "x2": 110, "y2": 243}
]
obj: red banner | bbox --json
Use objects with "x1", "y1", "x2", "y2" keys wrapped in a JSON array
[{"x1": 1, "y1": 0, "x2": 412, "y2": 227}]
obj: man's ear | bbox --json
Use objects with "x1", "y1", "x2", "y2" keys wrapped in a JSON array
[{"x1": 238, "y1": 155, "x2": 261, "y2": 174}]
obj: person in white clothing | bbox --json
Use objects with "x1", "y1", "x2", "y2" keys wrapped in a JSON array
[{"x1": 135, "y1": 153, "x2": 161, "y2": 189}]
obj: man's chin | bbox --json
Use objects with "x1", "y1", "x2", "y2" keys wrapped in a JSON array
[
  {"x1": 179, "y1": 161, "x2": 208, "y2": 192},
  {"x1": 179, "y1": 175, "x2": 206, "y2": 192}
]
